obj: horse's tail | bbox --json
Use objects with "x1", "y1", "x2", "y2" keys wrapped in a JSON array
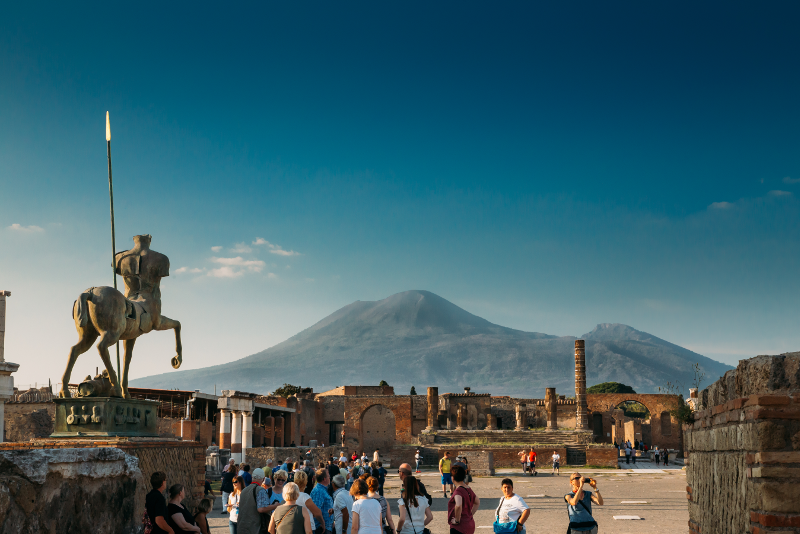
[{"x1": 73, "y1": 288, "x2": 95, "y2": 328}]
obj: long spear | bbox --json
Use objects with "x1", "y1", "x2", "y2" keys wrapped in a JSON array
[{"x1": 106, "y1": 112, "x2": 121, "y2": 383}]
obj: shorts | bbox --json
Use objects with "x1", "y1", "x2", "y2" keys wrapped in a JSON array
[
  {"x1": 441, "y1": 473, "x2": 453, "y2": 485},
  {"x1": 553, "y1": 462, "x2": 560, "y2": 468}
]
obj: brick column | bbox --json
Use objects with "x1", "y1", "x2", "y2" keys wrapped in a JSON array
[
  {"x1": 231, "y1": 411, "x2": 242, "y2": 463},
  {"x1": 515, "y1": 403, "x2": 527, "y2": 431},
  {"x1": 263, "y1": 416, "x2": 275, "y2": 447},
  {"x1": 242, "y1": 411, "x2": 253, "y2": 454},
  {"x1": 219, "y1": 409, "x2": 232, "y2": 450},
  {"x1": 545, "y1": 388, "x2": 558, "y2": 430},
  {"x1": 575, "y1": 340, "x2": 589, "y2": 430},
  {"x1": 274, "y1": 416, "x2": 284, "y2": 447},
  {"x1": 426, "y1": 387, "x2": 439, "y2": 431}
]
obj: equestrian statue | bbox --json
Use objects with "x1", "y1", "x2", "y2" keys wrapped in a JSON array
[{"x1": 59, "y1": 234, "x2": 182, "y2": 399}]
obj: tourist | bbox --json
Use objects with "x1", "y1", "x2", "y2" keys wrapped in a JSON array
[
  {"x1": 238, "y1": 468, "x2": 272, "y2": 534},
  {"x1": 341, "y1": 429, "x2": 346, "y2": 447},
  {"x1": 350, "y1": 479, "x2": 382, "y2": 534},
  {"x1": 294, "y1": 462, "x2": 306, "y2": 482},
  {"x1": 397, "y1": 475, "x2": 432, "y2": 534},
  {"x1": 311, "y1": 468, "x2": 335, "y2": 534},
  {"x1": 266, "y1": 471, "x2": 289, "y2": 513},
  {"x1": 376, "y1": 462, "x2": 388, "y2": 496},
  {"x1": 304, "y1": 461, "x2": 316, "y2": 485},
  {"x1": 222, "y1": 465, "x2": 237, "y2": 515},
  {"x1": 447, "y1": 466, "x2": 477, "y2": 534},
  {"x1": 398, "y1": 463, "x2": 433, "y2": 505},
  {"x1": 518, "y1": 449, "x2": 527, "y2": 475},
  {"x1": 565, "y1": 473, "x2": 603, "y2": 533},
  {"x1": 373, "y1": 449, "x2": 380, "y2": 463},
  {"x1": 328, "y1": 459, "x2": 341, "y2": 480},
  {"x1": 552, "y1": 451, "x2": 561, "y2": 476},
  {"x1": 293, "y1": 470, "x2": 326, "y2": 534},
  {"x1": 268, "y1": 482, "x2": 313, "y2": 534},
  {"x1": 332, "y1": 474, "x2": 353, "y2": 534},
  {"x1": 291, "y1": 441, "x2": 297, "y2": 447},
  {"x1": 204, "y1": 478, "x2": 217, "y2": 500},
  {"x1": 352, "y1": 452, "x2": 358, "y2": 462},
  {"x1": 228, "y1": 476, "x2": 245, "y2": 534},
  {"x1": 224, "y1": 458, "x2": 236, "y2": 473},
  {"x1": 624, "y1": 444, "x2": 631, "y2": 465},
  {"x1": 361, "y1": 452, "x2": 369, "y2": 465},
  {"x1": 654, "y1": 446, "x2": 660, "y2": 466},
  {"x1": 282, "y1": 458, "x2": 293, "y2": 472},
  {"x1": 340, "y1": 452, "x2": 348, "y2": 463},
  {"x1": 461, "y1": 457, "x2": 472, "y2": 484},
  {"x1": 528, "y1": 449, "x2": 537, "y2": 476},
  {"x1": 146, "y1": 471, "x2": 173, "y2": 534},
  {"x1": 167, "y1": 484, "x2": 201, "y2": 533},
  {"x1": 367, "y1": 476, "x2": 396, "y2": 534},
  {"x1": 414, "y1": 449, "x2": 422, "y2": 473},
  {"x1": 495, "y1": 479, "x2": 529, "y2": 534},
  {"x1": 242, "y1": 465, "x2": 253, "y2": 487},
  {"x1": 663, "y1": 449, "x2": 669, "y2": 466},
  {"x1": 194, "y1": 497, "x2": 213, "y2": 534},
  {"x1": 439, "y1": 451, "x2": 454, "y2": 497}
]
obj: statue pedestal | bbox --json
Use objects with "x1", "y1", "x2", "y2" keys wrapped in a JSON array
[{"x1": 52, "y1": 397, "x2": 159, "y2": 438}]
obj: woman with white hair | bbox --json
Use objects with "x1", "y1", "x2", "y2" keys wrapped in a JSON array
[{"x1": 269, "y1": 482, "x2": 312, "y2": 534}]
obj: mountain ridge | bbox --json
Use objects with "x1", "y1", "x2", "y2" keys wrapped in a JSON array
[{"x1": 130, "y1": 290, "x2": 733, "y2": 396}]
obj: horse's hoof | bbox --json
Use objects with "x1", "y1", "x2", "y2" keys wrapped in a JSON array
[
  {"x1": 58, "y1": 390, "x2": 71, "y2": 399},
  {"x1": 171, "y1": 356, "x2": 182, "y2": 369}
]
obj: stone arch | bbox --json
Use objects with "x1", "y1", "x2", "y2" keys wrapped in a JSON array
[
  {"x1": 586, "y1": 393, "x2": 682, "y2": 450},
  {"x1": 360, "y1": 404, "x2": 396, "y2": 453}
]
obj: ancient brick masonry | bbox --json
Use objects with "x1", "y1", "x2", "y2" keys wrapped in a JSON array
[
  {"x1": 684, "y1": 353, "x2": 800, "y2": 534},
  {"x1": 575, "y1": 340, "x2": 589, "y2": 430}
]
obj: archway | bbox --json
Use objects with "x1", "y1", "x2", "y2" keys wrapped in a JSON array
[{"x1": 361, "y1": 404, "x2": 396, "y2": 453}]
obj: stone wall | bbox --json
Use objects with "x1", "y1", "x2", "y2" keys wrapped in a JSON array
[
  {"x1": 343, "y1": 396, "x2": 413, "y2": 452},
  {"x1": 685, "y1": 352, "x2": 800, "y2": 534},
  {"x1": 3, "y1": 403, "x2": 55, "y2": 442},
  {"x1": 584, "y1": 446, "x2": 618, "y2": 468},
  {"x1": 456, "y1": 450, "x2": 494, "y2": 475},
  {"x1": 0, "y1": 447, "x2": 143, "y2": 534}
]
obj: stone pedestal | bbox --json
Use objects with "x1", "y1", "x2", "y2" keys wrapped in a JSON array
[
  {"x1": 574, "y1": 340, "x2": 589, "y2": 430},
  {"x1": 426, "y1": 387, "x2": 439, "y2": 431},
  {"x1": 52, "y1": 397, "x2": 159, "y2": 437}
]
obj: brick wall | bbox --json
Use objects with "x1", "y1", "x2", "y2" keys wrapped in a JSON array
[
  {"x1": 456, "y1": 450, "x2": 494, "y2": 475},
  {"x1": 685, "y1": 353, "x2": 800, "y2": 534},
  {"x1": 585, "y1": 446, "x2": 618, "y2": 468},
  {"x1": 3, "y1": 403, "x2": 55, "y2": 441},
  {"x1": 343, "y1": 396, "x2": 413, "y2": 452}
]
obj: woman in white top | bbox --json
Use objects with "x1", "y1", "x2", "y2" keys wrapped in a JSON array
[
  {"x1": 293, "y1": 470, "x2": 325, "y2": 532},
  {"x1": 227, "y1": 476, "x2": 244, "y2": 533},
  {"x1": 397, "y1": 475, "x2": 432, "y2": 534},
  {"x1": 496, "y1": 479, "x2": 529, "y2": 534},
  {"x1": 350, "y1": 479, "x2": 382, "y2": 534}
]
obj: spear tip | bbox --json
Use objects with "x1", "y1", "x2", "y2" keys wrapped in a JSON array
[{"x1": 106, "y1": 111, "x2": 110, "y2": 141}]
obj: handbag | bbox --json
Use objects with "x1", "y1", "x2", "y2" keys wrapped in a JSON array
[
  {"x1": 493, "y1": 498, "x2": 519, "y2": 534},
  {"x1": 565, "y1": 495, "x2": 598, "y2": 534},
  {"x1": 404, "y1": 500, "x2": 431, "y2": 534}
]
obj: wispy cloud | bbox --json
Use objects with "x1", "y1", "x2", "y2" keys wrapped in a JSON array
[
  {"x1": 8, "y1": 223, "x2": 44, "y2": 233},
  {"x1": 175, "y1": 267, "x2": 204, "y2": 274},
  {"x1": 211, "y1": 246, "x2": 222, "y2": 252},
  {"x1": 768, "y1": 190, "x2": 792, "y2": 197},
  {"x1": 267, "y1": 272, "x2": 278, "y2": 279},
  {"x1": 782, "y1": 176, "x2": 800, "y2": 184},
  {"x1": 230, "y1": 243, "x2": 253, "y2": 253},
  {"x1": 708, "y1": 201, "x2": 734, "y2": 210},
  {"x1": 208, "y1": 266, "x2": 243, "y2": 278},
  {"x1": 252, "y1": 237, "x2": 301, "y2": 256},
  {"x1": 211, "y1": 256, "x2": 265, "y2": 271}
]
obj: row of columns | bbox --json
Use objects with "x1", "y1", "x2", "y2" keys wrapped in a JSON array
[{"x1": 219, "y1": 409, "x2": 287, "y2": 462}]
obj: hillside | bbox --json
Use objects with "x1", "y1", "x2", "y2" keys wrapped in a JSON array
[{"x1": 130, "y1": 290, "x2": 733, "y2": 396}]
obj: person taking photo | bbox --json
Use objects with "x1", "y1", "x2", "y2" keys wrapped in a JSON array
[{"x1": 564, "y1": 473, "x2": 603, "y2": 534}]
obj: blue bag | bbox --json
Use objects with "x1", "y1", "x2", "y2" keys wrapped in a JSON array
[{"x1": 493, "y1": 498, "x2": 519, "y2": 534}]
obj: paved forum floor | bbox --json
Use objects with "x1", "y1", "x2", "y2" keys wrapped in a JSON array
[{"x1": 207, "y1": 464, "x2": 688, "y2": 534}]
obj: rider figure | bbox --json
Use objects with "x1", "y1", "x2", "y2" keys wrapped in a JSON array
[{"x1": 114, "y1": 234, "x2": 169, "y2": 334}]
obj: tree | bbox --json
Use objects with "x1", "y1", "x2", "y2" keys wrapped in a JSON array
[
  {"x1": 410, "y1": 386, "x2": 417, "y2": 395},
  {"x1": 586, "y1": 382, "x2": 636, "y2": 394},
  {"x1": 379, "y1": 380, "x2": 389, "y2": 387},
  {"x1": 272, "y1": 383, "x2": 303, "y2": 397}
]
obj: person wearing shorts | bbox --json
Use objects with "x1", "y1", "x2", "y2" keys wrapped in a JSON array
[
  {"x1": 552, "y1": 451, "x2": 561, "y2": 475},
  {"x1": 518, "y1": 450, "x2": 528, "y2": 475},
  {"x1": 439, "y1": 451, "x2": 453, "y2": 498},
  {"x1": 528, "y1": 449, "x2": 537, "y2": 476}
]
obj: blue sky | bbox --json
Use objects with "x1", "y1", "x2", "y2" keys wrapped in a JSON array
[{"x1": 2, "y1": 1, "x2": 799, "y2": 389}]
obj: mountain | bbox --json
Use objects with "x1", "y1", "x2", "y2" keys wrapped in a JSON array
[{"x1": 130, "y1": 290, "x2": 733, "y2": 396}]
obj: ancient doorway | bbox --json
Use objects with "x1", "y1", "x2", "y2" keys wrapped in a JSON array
[
  {"x1": 467, "y1": 405, "x2": 478, "y2": 429},
  {"x1": 592, "y1": 413, "x2": 604, "y2": 440},
  {"x1": 361, "y1": 405, "x2": 396, "y2": 453}
]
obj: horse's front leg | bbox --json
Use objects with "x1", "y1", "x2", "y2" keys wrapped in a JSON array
[
  {"x1": 156, "y1": 315, "x2": 182, "y2": 368},
  {"x1": 121, "y1": 338, "x2": 136, "y2": 399}
]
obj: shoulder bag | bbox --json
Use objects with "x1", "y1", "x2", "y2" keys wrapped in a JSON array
[
  {"x1": 404, "y1": 499, "x2": 431, "y2": 534},
  {"x1": 565, "y1": 494, "x2": 598, "y2": 534},
  {"x1": 493, "y1": 498, "x2": 518, "y2": 534}
]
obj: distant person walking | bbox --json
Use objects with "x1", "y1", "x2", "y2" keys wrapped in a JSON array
[
  {"x1": 654, "y1": 447, "x2": 660, "y2": 466},
  {"x1": 662, "y1": 449, "x2": 669, "y2": 466},
  {"x1": 518, "y1": 450, "x2": 528, "y2": 475},
  {"x1": 222, "y1": 466, "x2": 237, "y2": 516},
  {"x1": 528, "y1": 449, "x2": 537, "y2": 476},
  {"x1": 415, "y1": 450, "x2": 422, "y2": 474},
  {"x1": 624, "y1": 445, "x2": 631, "y2": 465},
  {"x1": 565, "y1": 473, "x2": 603, "y2": 534},
  {"x1": 551, "y1": 451, "x2": 561, "y2": 476},
  {"x1": 439, "y1": 451, "x2": 454, "y2": 497}
]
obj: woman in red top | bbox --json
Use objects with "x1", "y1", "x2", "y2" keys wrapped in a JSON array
[{"x1": 448, "y1": 465, "x2": 479, "y2": 534}]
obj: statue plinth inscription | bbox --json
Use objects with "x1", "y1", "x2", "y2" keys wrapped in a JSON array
[{"x1": 52, "y1": 397, "x2": 158, "y2": 437}]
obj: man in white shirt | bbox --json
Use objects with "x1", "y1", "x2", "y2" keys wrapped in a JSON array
[
  {"x1": 332, "y1": 474, "x2": 353, "y2": 534},
  {"x1": 552, "y1": 451, "x2": 561, "y2": 475},
  {"x1": 497, "y1": 478, "x2": 530, "y2": 534}
]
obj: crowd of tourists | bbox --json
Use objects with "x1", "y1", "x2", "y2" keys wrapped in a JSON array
[
  {"x1": 145, "y1": 448, "x2": 605, "y2": 534},
  {"x1": 614, "y1": 439, "x2": 670, "y2": 465}
]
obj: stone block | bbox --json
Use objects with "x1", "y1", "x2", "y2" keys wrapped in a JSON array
[
  {"x1": 760, "y1": 482, "x2": 800, "y2": 513},
  {"x1": 746, "y1": 395, "x2": 792, "y2": 407}
]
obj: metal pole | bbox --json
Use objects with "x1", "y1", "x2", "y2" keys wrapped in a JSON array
[{"x1": 106, "y1": 112, "x2": 121, "y2": 383}]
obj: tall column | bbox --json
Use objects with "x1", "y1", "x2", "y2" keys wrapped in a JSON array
[
  {"x1": 515, "y1": 403, "x2": 527, "y2": 431},
  {"x1": 0, "y1": 291, "x2": 20, "y2": 443},
  {"x1": 231, "y1": 411, "x2": 243, "y2": 463},
  {"x1": 426, "y1": 387, "x2": 439, "y2": 431},
  {"x1": 545, "y1": 388, "x2": 558, "y2": 430},
  {"x1": 242, "y1": 411, "x2": 253, "y2": 455},
  {"x1": 575, "y1": 340, "x2": 589, "y2": 430},
  {"x1": 219, "y1": 409, "x2": 232, "y2": 450}
]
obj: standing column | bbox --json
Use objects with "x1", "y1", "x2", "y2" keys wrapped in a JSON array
[
  {"x1": 219, "y1": 409, "x2": 232, "y2": 450},
  {"x1": 486, "y1": 413, "x2": 497, "y2": 430},
  {"x1": 242, "y1": 411, "x2": 253, "y2": 456},
  {"x1": 0, "y1": 291, "x2": 20, "y2": 443},
  {"x1": 545, "y1": 388, "x2": 558, "y2": 430},
  {"x1": 274, "y1": 416, "x2": 285, "y2": 447},
  {"x1": 231, "y1": 411, "x2": 243, "y2": 463},
  {"x1": 575, "y1": 340, "x2": 589, "y2": 430},
  {"x1": 455, "y1": 405, "x2": 465, "y2": 430},
  {"x1": 515, "y1": 403, "x2": 527, "y2": 431},
  {"x1": 426, "y1": 387, "x2": 439, "y2": 431}
]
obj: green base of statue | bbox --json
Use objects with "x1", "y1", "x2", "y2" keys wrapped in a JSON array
[{"x1": 51, "y1": 397, "x2": 160, "y2": 438}]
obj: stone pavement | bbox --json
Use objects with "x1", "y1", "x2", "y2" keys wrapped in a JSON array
[{"x1": 206, "y1": 466, "x2": 688, "y2": 534}]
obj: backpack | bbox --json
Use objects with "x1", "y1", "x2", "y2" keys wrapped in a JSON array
[{"x1": 142, "y1": 510, "x2": 152, "y2": 534}]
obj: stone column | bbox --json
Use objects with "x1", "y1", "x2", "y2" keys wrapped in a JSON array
[
  {"x1": 242, "y1": 411, "x2": 253, "y2": 454},
  {"x1": 231, "y1": 411, "x2": 243, "y2": 463},
  {"x1": 0, "y1": 291, "x2": 20, "y2": 443},
  {"x1": 515, "y1": 403, "x2": 527, "y2": 431},
  {"x1": 575, "y1": 340, "x2": 589, "y2": 430},
  {"x1": 219, "y1": 409, "x2": 232, "y2": 450},
  {"x1": 455, "y1": 405, "x2": 465, "y2": 430},
  {"x1": 274, "y1": 416, "x2": 285, "y2": 447},
  {"x1": 426, "y1": 387, "x2": 439, "y2": 431},
  {"x1": 486, "y1": 413, "x2": 497, "y2": 430},
  {"x1": 545, "y1": 388, "x2": 558, "y2": 430},
  {"x1": 264, "y1": 416, "x2": 275, "y2": 447},
  {"x1": 181, "y1": 419, "x2": 197, "y2": 441}
]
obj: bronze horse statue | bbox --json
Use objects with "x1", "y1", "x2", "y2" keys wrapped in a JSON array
[{"x1": 59, "y1": 234, "x2": 182, "y2": 398}]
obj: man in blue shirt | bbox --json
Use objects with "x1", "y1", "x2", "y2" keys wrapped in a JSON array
[
  {"x1": 309, "y1": 468, "x2": 334, "y2": 534},
  {"x1": 241, "y1": 464, "x2": 253, "y2": 486}
]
